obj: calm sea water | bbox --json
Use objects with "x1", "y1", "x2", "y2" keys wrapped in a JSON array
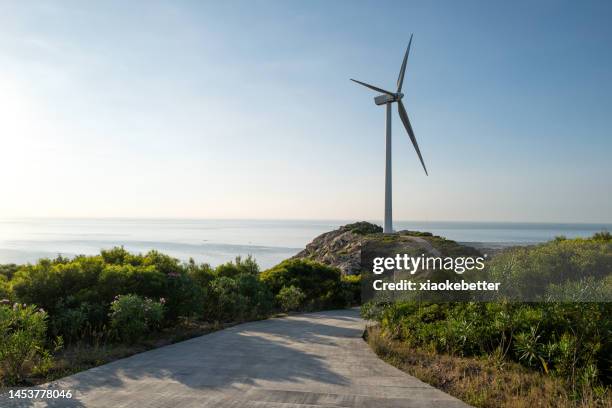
[{"x1": 0, "y1": 219, "x2": 610, "y2": 268}]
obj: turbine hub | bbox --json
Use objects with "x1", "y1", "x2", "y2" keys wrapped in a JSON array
[{"x1": 374, "y1": 94, "x2": 397, "y2": 105}]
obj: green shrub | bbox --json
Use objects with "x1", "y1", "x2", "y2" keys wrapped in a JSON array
[
  {"x1": 341, "y1": 275, "x2": 361, "y2": 306},
  {"x1": 98, "y1": 264, "x2": 167, "y2": 302},
  {"x1": 276, "y1": 285, "x2": 306, "y2": 312},
  {"x1": 260, "y1": 259, "x2": 344, "y2": 309},
  {"x1": 0, "y1": 264, "x2": 19, "y2": 280},
  {"x1": 215, "y1": 255, "x2": 260, "y2": 278},
  {"x1": 0, "y1": 303, "x2": 56, "y2": 385},
  {"x1": 0, "y1": 274, "x2": 12, "y2": 301},
  {"x1": 486, "y1": 236, "x2": 612, "y2": 300},
  {"x1": 46, "y1": 300, "x2": 108, "y2": 344},
  {"x1": 206, "y1": 276, "x2": 245, "y2": 322},
  {"x1": 186, "y1": 259, "x2": 215, "y2": 287},
  {"x1": 206, "y1": 274, "x2": 273, "y2": 322},
  {"x1": 592, "y1": 231, "x2": 611, "y2": 241},
  {"x1": 341, "y1": 221, "x2": 382, "y2": 235},
  {"x1": 50, "y1": 305, "x2": 89, "y2": 344},
  {"x1": 109, "y1": 295, "x2": 165, "y2": 344},
  {"x1": 100, "y1": 247, "x2": 142, "y2": 266},
  {"x1": 10, "y1": 248, "x2": 209, "y2": 341},
  {"x1": 234, "y1": 273, "x2": 273, "y2": 319},
  {"x1": 11, "y1": 257, "x2": 107, "y2": 315},
  {"x1": 360, "y1": 301, "x2": 389, "y2": 321},
  {"x1": 163, "y1": 273, "x2": 204, "y2": 321},
  {"x1": 367, "y1": 300, "x2": 611, "y2": 391}
]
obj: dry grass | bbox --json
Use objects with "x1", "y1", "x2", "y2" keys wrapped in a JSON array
[{"x1": 366, "y1": 326, "x2": 611, "y2": 408}]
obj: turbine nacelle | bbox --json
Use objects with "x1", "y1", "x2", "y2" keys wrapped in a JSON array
[{"x1": 374, "y1": 93, "x2": 403, "y2": 106}]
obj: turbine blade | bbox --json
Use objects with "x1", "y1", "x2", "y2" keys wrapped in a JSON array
[
  {"x1": 397, "y1": 100, "x2": 428, "y2": 175},
  {"x1": 396, "y1": 34, "x2": 413, "y2": 93},
  {"x1": 350, "y1": 79, "x2": 394, "y2": 96}
]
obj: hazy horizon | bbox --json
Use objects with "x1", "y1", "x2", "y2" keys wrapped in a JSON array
[
  {"x1": 2, "y1": 216, "x2": 612, "y2": 225},
  {"x1": 2, "y1": 218, "x2": 610, "y2": 267},
  {"x1": 1, "y1": 1, "x2": 611, "y2": 222}
]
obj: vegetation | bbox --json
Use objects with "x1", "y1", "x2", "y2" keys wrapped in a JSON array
[
  {"x1": 276, "y1": 285, "x2": 306, "y2": 312},
  {"x1": 486, "y1": 234, "x2": 612, "y2": 301},
  {"x1": 205, "y1": 274, "x2": 273, "y2": 322},
  {"x1": 362, "y1": 233, "x2": 612, "y2": 407},
  {"x1": 109, "y1": 295, "x2": 165, "y2": 344},
  {"x1": 0, "y1": 249, "x2": 352, "y2": 386},
  {"x1": 366, "y1": 326, "x2": 606, "y2": 408},
  {"x1": 2, "y1": 225, "x2": 610, "y2": 407},
  {"x1": 340, "y1": 274, "x2": 361, "y2": 306},
  {"x1": 0, "y1": 303, "x2": 58, "y2": 385},
  {"x1": 341, "y1": 221, "x2": 383, "y2": 235},
  {"x1": 365, "y1": 301, "x2": 611, "y2": 406},
  {"x1": 260, "y1": 258, "x2": 346, "y2": 310}
]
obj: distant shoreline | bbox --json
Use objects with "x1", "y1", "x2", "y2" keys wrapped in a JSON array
[{"x1": 1, "y1": 218, "x2": 609, "y2": 268}]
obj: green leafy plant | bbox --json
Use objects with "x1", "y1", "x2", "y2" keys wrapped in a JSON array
[
  {"x1": 108, "y1": 294, "x2": 165, "y2": 344},
  {"x1": 514, "y1": 326, "x2": 547, "y2": 372},
  {"x1": 0, "y1": 303, "x2": 58, "y2": 385},
  {"x1": 260, "y1": 259, "x2": 344, "y2": 309},
  {"x1": 340, "y1": 275, "x2": 361, "y2": 306},
  {"x1": 206, "y1": 274, "x2": 273, "y2": 322},
  {"x1": 276, "y1": 285, "x2": 306, "y2": 312},
  {"x1": 215, "y1": 255, "x2": 260, "y2": 278},
  {"x1": 341, "y1": 221, "x2": 382, "y2": 235}
]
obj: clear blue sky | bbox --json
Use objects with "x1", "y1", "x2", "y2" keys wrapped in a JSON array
[{"x1": 1, "y1": 0, "x2": 611, "y2": 222}]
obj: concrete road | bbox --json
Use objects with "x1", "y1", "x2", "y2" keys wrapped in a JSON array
[{"x1": 1, "y1": 309, "x2": 470, "y2": 407}]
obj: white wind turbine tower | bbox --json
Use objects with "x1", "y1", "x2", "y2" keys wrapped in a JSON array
[{"x1": 351, "y1": 34, "x2": 428, "y2": 233}]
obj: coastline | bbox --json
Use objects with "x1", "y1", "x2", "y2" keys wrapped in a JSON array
[{"x1": 1, "y1": 218, "x2": 609, "y2": 267}]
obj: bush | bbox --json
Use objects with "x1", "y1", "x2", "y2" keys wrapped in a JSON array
[
  {"x1": 163, "y1": 272, "x2": 204, "y2": 321},
  {"x1": 206, "y1": 277, "x2": 244, "y2": 322},
  {"x1": 341, "y1": 221, "x2": 382, "y2": 235},
  {"x1": 234, "y1": 273, "x2": 273, "y2": 319},
  {"x1": 9, "y1": 248, "x2": 212, "y2": 342},
  {"x1": 367, "y1": 301, "x2": 611, "y2": 392},
  {"x1": 50, "y1": 305, "x2": 89, "y2": 344},
  {"x1": 206, "y1": 274, "x2": 273, "y2": 322},
  {"x1": 0, "y1": 264, "x2": 19, "y2": 280},
  {"x1": 260, "y1": 259, "x2": 344, "y2": 309},
  {"x1": 276, "y1": 285, "x2": 306, "y2": 312},
  {"x1": 98, "y1": 263, "x2": 168, "y2": 300},
  {"x1": 47, "y1": 300, "x2": 108, "y2": 345},
  {"x1": 185, "y1": 259, "x2": 215, "y2": 287},
  {"x1": 0, "y1": 274, "x2": 12, "y2": 301},
  {"x1": 341, "y1": 275, "x2": 361, "y2": 306},
  {"x1": 215, "y1": 255, "x2": 260, "y2": 278},
  {"x1": 486, "y1": 235, "x2": 612, "y2": 300},
  {"x1": 109, "y1": 295, "x2": 165, "y2": 344},
  {"x1": 593, "y1": 231, "x2": 611, "y2": 241},
  {"x1": 0, "y1": 303, "x2": 56, "y2": 385}
]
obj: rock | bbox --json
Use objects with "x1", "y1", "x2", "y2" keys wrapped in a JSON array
[{"x1": 292, "y1": 222, "x2": 481, "y2": 275}]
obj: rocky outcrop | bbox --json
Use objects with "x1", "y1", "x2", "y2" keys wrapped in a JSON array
[
  {"x1": 293, "y1": 221, "x2": 481, "y2": 275},
  {"x1": 292, "y1": 223, "x2": 368, "y2": 275}
]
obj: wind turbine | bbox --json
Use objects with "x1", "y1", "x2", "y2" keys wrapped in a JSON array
[{"x1": 351, "y1": 34, "x2": 428, "y2": 234}]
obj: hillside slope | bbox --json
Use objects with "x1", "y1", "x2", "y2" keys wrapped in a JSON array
[{"x1": 293, "y1": 222, "x2": 480, "y2": 275}]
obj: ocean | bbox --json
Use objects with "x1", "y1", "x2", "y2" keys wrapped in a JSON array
[{"x1": 0, "y1": 218, "x2": 610, "y2": 268}]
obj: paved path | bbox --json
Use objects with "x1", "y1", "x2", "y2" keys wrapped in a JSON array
[{"x1": 2, "y1": 309, "x2": 470, "y2": 407}]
